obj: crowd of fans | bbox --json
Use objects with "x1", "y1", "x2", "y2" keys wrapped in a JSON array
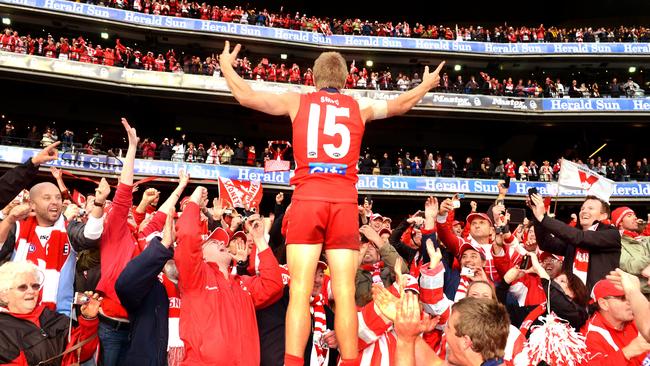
[
  {"x1": 2, "y1": 27, "x2": 647, "y2": 97},
  {"x1": 2, "y1": 118, "x2": 650, "y2": 366},
  {"x1": 77, "y1": 0, "x2": 650, "y2": 43},
  {"x1": 2, "y1": 118, "x2": 648, "y2": 182}
]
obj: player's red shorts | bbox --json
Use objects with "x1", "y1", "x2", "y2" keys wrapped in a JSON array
[{"x1": 284, "y1": 199, "x2": 360, "y2": 250}]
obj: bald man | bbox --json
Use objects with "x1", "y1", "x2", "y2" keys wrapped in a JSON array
[{"x1": 0, "y1": 177, "x2": 110, "y2": 315}]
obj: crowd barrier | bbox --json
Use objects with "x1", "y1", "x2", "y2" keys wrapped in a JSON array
[
  {"x1": 3, "y1": 145, "x2": 650, "y2": 200},
  {"x1": 3, "y1": 0, "x2": 650, "y2": 56}
]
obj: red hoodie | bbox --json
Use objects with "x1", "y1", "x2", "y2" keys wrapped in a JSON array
[{"x1": 174, "y1": 202, "x2": 283, "y2": 365}]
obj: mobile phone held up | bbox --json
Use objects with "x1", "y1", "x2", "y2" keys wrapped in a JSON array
[
  {"x1": 520, "y1": 255, "x2": 532, "y2": 270},
  {"x1": 528, "y1": 187, "x2": 538, "y2": 206},
  {"x1": 503, "y1": 176, "x2": 511, "y2": 189},
  {"x1": 73, "y1": 292, "x2": 91, "y2": 305}
]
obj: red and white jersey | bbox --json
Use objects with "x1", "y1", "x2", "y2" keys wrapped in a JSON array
[
  {"x1": 290, "y1": 90, "x2": 365, "y2": 203},
  {"x1": 160, "y1": 273, "x2": 183, "y2": 349}
]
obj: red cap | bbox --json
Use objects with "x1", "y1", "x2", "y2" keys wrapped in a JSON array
[
  {"x1": 458, "y1": 242, "x2": 485, "y2": 260},
  {"x1": 466, "y1": 212, "x2": 493, "y2": 226},
  {"x1": 378, "y1": 228, "x2": 392, "y2": 236},
  {"x1": 230, "y1": 230, "x2": 247, "y2": 243},
  {"x1": 370, "y1": 213, "x2": 383, "y2": 221},
  {"x1": 611, "y1": 207, "x2": 634, "y2": 228},
  {"x1": 202, "y1": 227, "x2": 230, "y2": 246},
  {"x1": 538, "y1": 251, "x2": 563, "y2": 263},
  {"x1": 452, "y1": 220, "x2": 464, "y2": 227},
  {"x1": 591, "y1": 278, "x2": 625, "y2": 303}
]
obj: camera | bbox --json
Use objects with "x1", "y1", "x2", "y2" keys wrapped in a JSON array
[
  {"x1": 460, "y1": 266, "x2": 474, "y2": 277},
  {"x1": 73, "y1": 292, "x2": 90, "y2": 305},
  {"x1": 520, "y1": 255, "x2": 532, "y2": 270}
]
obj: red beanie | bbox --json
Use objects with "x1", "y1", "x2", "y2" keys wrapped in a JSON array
[{"x1": 611, "y1": 207, "x2": 634, "y2": 228}]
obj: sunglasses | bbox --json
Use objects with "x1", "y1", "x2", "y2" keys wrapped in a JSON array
[{"x1": 12, "y1": 283, "x2": 42, "y2": 292}]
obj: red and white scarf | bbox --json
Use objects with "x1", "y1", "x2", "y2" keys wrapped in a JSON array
[
  {"x1": 572, "y1": 223, "x2": 599, "y2": 285},
  {"x1": 454, "y1": 276, "x2": 471, "y2": 302},
  {"x1": 310, "y1": 294, "x2": 328, "y2": 366},
  {"x1": 360, "y1": 261, "x2": 385, "y2": 287},
  {"x1": 160, "y1": 273, "x2": 184, "y2": 366}
]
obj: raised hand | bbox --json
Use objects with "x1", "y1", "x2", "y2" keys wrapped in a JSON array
[
  {"x1": 275, "y1": 192, "x2": 284, "y2": 205},
  {"x1": 190, "y1": 186, "x2": 208, "y2": 206},
  {"x1": 121, "y1": 118, "x2": 139, "y2": 147},
  {"x1": 422, "y1": 61, "x2": 446, "y2": 89},
  {"x1": 32, "y1": 141, "x2": 61, "y2": 166},
  {"x1": 424, "y1": 196, "x2": 438, "y2": 220},
  {"x1": 8, "y1": 204, "x2": 34, "y2": 223},
  {"x1": 219, "y1": 40, "x2": 241, "y2": 68},
  {"x1": 394, "y1": 292, "x2": 439, "y2": 342},
  {"x1": 95, "y1": 178, "x2": 111, "y2": 204},
  {"x1": 231, "y1": 239, "x2": 251, "y2": 262},
  {"x1": 372, "y1": 284, "x2": 399, "y2": 321},
  {"x1": 161, "y1": 209, "x2": 176, "y2": 248},
  {"x1": 178, "y1": 169, "x2": 190, "y2": 188},
  {"x1": 50, "y1": 167, "x2": 63, "y2": 180},
  {"x1": 438, "y1": 198, "x2": 455, "y2": 216},
  {"x1": 425, "y1": 239, "x2": 442, "y2": 269},
  {"x1": 607, "y1": 268, "x2": 641, "y2": 295}
]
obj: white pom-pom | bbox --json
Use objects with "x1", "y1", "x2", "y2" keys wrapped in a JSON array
[{"x1": 514, "y1": 313, "x2": 590, "y2": 366}]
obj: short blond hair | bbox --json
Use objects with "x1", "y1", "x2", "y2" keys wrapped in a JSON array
[
  {"x1": 313, "y1": 52, "x2": 348, "y2": 90},
  {"x1": 0, "y1": 261, "x2": 42, "y2": 292}
]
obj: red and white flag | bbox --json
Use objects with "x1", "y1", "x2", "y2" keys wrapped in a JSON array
[
  {"x1": 218, "y1": 177, "x2": 263, "y2": 209},
  {"x1": 264, "y1": 159, "x2": 291, "y2": 172},
  {"x1": 558, "y1": 159, "x2": 614, "y2": 202},
  {"x1": 72, "y1": 190, "x2": 87, "y2": 207}
]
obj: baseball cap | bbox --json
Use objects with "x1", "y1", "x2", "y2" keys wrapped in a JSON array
[
  {"x1": 458, "y1": 242, "x2": 486, "y2": 260},
  {"x1": 230, "y1": 230, "x2": 247, "y2": 244},
  {"x1": 466, "y1": 212, "x2": 493, "y2": 226},
  {"x1": 591, "y1": 278, "x2": 625, "y2": 303},
  {"x1": 452, "y1": 220, "x2": 464, "y2": 227},
  {"x1": 202, "y1": 227, "x2": 230, "y2": 246},
  {"x1": 370, "y1": 213, "x2": 383, "y2": 221},
  {"x1": 538, "y1": 251, "x2": 563, "y2": 263}
]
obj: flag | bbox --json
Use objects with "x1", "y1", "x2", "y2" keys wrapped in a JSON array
[
  {"x1": 218, "y1": 177, "x2": 263, "y2": 210},
  {"x1": 264, "y1": 159, "x2": 291, "y2": 172},
  {"x1": 72, "y1": 190, "x2": 87, "y2": 207},
  {"x1": 558, "y1": 159, "x2": 614, "y2": 202}
]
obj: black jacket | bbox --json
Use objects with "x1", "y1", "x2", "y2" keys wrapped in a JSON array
[
  {"x1": 0, "y1": 157, "x2": 40, "y2": 211},
  {"x1": 0, "y1": 306, "x2": 72, "y2": 365},
  {"x1": 115, "y1": 237, "x2": 174, "y2": 366},
  {"x1": 534, "y1": 215, "x2": 621, "y2": 292},
  {"x1": 257, "y1": 287, "x2": 338, "y2": 366},
  {"x1": 497, "y1": 277, "x2": 588, "y2": 332}
]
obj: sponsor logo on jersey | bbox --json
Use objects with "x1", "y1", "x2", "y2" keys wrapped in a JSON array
[
  {"x1": 308, "y1": 163, "x2": 347, "y2": 175},
  {"x1": 63, "y1": 243, "x2": 70, "y2": 255},
  {"x1": 28, "y1": 244, "x2": 36, "y2": 253}
]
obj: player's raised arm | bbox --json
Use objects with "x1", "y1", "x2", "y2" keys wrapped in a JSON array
[
  {"x1": 363, "y1": 61, "x2": 446, "y2": 122},
  {"x1": 219, "y1": 41, "x2": 298, "y2": 117}
]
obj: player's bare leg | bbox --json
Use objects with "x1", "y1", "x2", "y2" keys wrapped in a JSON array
[
  {"x1": 326, "y1": 248, "x2": 360, "y2": 362},
  {"x1": 285, "y1": 243, "x2": 323, "y2": 364}
]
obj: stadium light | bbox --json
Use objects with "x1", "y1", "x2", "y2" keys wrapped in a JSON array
[
  {"x1": 629, "y1": 66, "x2": 637, "y2": 73},
  {"x1": 100, "y1": 32, "x2": 109, "y2": 40},
  {"x1": 280, "y1": 53, "x2": 288, "y2": 60},
  {"x1": 365, "y1": 60, "x2": 373, "y2": 67},
  {"x1": 454, "y1": 64, "x2": 462, "y2": 71},
  {"x1": 175, "y1": 127, "x2": 182, "y2": 131},
  {"x1": 1, "y1": 18, "x2": 10, "y2": 25}
]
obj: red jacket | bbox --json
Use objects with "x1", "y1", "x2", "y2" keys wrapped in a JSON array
[
  {"x1": 583, "y1": 312, "x2": 649, "y2": 365},
  {"x1": 174, "y1": 202, "x2": 283, "y2": 365}
]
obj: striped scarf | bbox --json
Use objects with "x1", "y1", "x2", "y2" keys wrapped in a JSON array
[
  {"x1": 454, "y1": 276, "x2": 471, "y2": 302},
  {"x1": 361, "y1": 261, "x2": 385, "y2": 287},
  {"x1": 573, "y1": 223, "x2": 598, "y2": 285},
  {"x1": 310, "y1": 294, "x2": 328, "y2": 366}
]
